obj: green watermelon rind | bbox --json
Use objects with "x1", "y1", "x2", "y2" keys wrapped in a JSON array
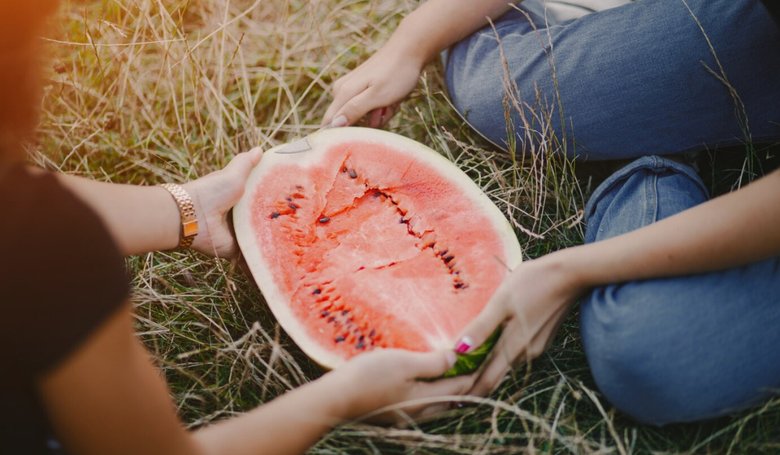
[{"x1": 441, "y1": 329, "x2": 502, "y2": 378}]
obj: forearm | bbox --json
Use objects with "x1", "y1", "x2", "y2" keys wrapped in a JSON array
[
  {"x1": 389, "y1": 0, "x2": 517, "y2": 65},
  {"x1": 55, "y1": 172, "x2": 180, "y2": 255},
  {"x1": 555, "y1": 169, "x2": 780, "y2": 288},
  {"x1": 193, "y1": 374, "x2": 347, "y2": 455}
]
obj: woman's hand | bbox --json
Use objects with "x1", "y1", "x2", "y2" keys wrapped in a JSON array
[
  {"x1": 454, "y1": 254, "x2": 586, "y2": 396},
  {"x1": 324, "y1": 348, "x2": 471, "y2": 422},
  {"x1": 322, "y1": 40, "x2": 425, "y2": 128},
  {"x1": 183, "y1": 148, "x2": 263, "y2": 258}
]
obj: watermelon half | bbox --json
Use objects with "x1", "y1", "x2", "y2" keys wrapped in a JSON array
[{"x1": 234, "y1": 127, "x2": 522, "y2": 369}]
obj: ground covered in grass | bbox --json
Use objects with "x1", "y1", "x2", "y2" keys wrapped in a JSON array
[{"x1": 38, "y1": 1, "x2": 779, "y2": 453}]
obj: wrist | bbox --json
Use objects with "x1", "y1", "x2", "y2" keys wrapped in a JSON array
[
  {"x1": 310, "y1": 371, "x2": 356, "y2": 422},
  {"x1": 391, "y1": 16, "x2": 437, "y2": 67},
  {"x1": 535, "y1": 246, "x2": 597, "y2": 293},
  {"x1": 160, "y1": 183, "x2": 199, "y2": 249}
]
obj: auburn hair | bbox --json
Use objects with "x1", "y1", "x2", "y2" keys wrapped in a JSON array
[{"x1": 0, "y1": 1, "x2": 59, "y2": 166}]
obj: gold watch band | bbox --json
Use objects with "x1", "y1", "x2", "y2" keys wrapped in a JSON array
[{"x1": 160, "y1": 183, "x2": 198, "y2": 249}]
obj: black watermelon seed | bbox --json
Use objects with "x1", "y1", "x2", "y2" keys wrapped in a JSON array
[
  {"x1": 454, "y1": 283, "x2": 464, "y2": 289},
  {"x1": 399, "y1": 217, "x2": 408, "y2": 224},
  {"x1": 335, "y1": 336, "x2": 345, "y2": 343},
  {"x1": 318, "y1": 216, "x2": 330, "y2": 224},
  {"x1": 347, "y1": 168, "x2": 357, "y2": 179},
  {"x1": 358, "y1": 335, "x2": 365, "y2": 341},
  {"x1": 270, "y1": 211, "x2": 280, "y2": 219},
  {"x1": 288, "y1": 202, "x2": 299, "y2": 210},
  {"x1": 356, "y1": 341, "x2": 365, "y2": 350},
  {"x1": 285, "y1": 196, "x2": 293, "y2": 202},
  {"x1": 443, "y1": 255, "x2": 454, "y2": 263},
  {"x1": 321, "y1": 310, "x2": 330, "y2": 317},
  {"x1": 312, "y1": 288, "x2": 322, "y2": 295},
  {"x1": 341, "y1": 310, "x2": 349, "y2": 316},
  {"x1": 372, "y1": 191, "x2": 381, "y2": 198}
]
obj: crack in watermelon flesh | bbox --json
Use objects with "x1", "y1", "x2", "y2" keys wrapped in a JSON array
[{"x1": 250, "y1": 141, "x2": 508, "y2": 361}]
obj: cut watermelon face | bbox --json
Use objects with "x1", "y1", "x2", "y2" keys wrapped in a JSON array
[{"x1": 234, "y1": 127, "x2": 522, "y2": 369}]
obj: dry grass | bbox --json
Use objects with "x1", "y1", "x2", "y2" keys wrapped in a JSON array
[{"x1": 34, "y1": 0, "x2": 780, "y2": 453}]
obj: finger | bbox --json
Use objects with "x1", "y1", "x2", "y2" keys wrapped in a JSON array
[
  {"x1": 223, "y1": 147, "x2": 263, "y2": 181},
  {"x1": 367, "y1": 107, "x2": 385, "y2": 128},
  {"x1": 328, "y1": 88, "x2": 382, "y2": 128},
  {"x1": 468, "y1": 321, "x2": 519, "y2": 396},
  {"x1": 379, "y1": 103, "x2": 400, "y2": 127},
  {"x1": 322, "y1": 79, "x2": 368, "y2": 126},
  {"x1": 453, "y1": 287, "x2": 511, "y2": 355},
  {"x1": 406, "y1": 349, "x2": 457, "y2": 379}
]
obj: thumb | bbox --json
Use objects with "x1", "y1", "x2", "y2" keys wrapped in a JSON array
[
  {"x1": 453, "y1": 296, "x2": 508, "y2": 355},
  {"x1": 329, "y1": 89, "x2": 378, "y2": 128},
  {"x1": 224, "y1": 147, "x2": 263, "y2": 180},
  {"x1": 408, "y1": 349, "x2": 458, "y2": 379}
]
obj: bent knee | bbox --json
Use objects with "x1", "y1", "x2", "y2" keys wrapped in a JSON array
[{"x1": 580, "y1": 281, "x2": 733, "y2": 425}]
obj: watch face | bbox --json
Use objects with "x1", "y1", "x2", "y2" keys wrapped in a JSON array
[{"x1": 182, "y1": 219, "x2": 199, "y2": 237}]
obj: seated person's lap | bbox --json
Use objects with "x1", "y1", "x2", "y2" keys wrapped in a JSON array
[
  {"x1": 579, "y1": 156, "x2": 780, "y2": 425},
  {"x1": 444, "y1": 0, "x2": 780, "y2": 160}
]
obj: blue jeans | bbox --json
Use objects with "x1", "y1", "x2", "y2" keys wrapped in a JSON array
[
  {"x1": 580, "y1": 156, "x2": 780, "y2": 425},
  {"x1": 444, "y1": 0, "x2": 780, "y2": 160}
]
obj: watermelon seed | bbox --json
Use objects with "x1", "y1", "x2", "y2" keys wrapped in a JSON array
[
  {"x1": 341, "y1": 310, "x2": 349, "y2": 316},
  {"x1": 335, "y1": 336, "x2": 345, "y2": 343},
  {"x1": 270, "y1": 211, "x2": 280, "y2": 219},
  {"x1": 288, "y1": 202, "x2": 300, "y2": 210},
  {"x1": 438, "y1": 249, "x2": 448, "y2": 257},
  {"x1": 356, "y1": 341, "x2": 366, "y2": 350},
  {"x1": 399, "y1": 217, "x2": 409, "y2": 224},
  {"x1": 347, "y1": 168, "x2": 358, "y2": 179},
  {"x1": 318, "y1": 216, "x2": 330, "y2": 224},
  {"x1": 285, "y1": 196, "x2": 293, "y2": 202},
  {"x1": 312, "y1": 288, "x2": 322, "y2": 295},
  {"x1": 443, "y1": 255, "x2": 455, "y2": 263},
  {"x1": 327, "y1": 316, "x2": 336, "y2": 323},
  {"x1": 321, "y1": 310, "x2": 330, "y2": 317},
  {"x1": 454, "y1": 282, "x2": 464, "y2": 289}
]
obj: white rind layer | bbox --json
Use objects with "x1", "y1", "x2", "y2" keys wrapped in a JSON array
[{"x1": 233, "y1": 127, "x2": 522, "y2": 369}]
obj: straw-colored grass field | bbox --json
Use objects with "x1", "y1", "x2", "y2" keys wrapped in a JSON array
[{"x1": 37, "y1": 1, "x2": 779, "y2": 453}]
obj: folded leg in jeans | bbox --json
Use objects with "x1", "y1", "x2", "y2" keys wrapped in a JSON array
[
  {"x1": 579, "y1": 155, "x2": 780, "y2": 425},
  {"x1": 444, "y1": 0, "x2": 780, "y2": 160}
]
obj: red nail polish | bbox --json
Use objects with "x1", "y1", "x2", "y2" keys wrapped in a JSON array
[{"x1": 455, "y1": 336, "x2": 474, "y2": 354}]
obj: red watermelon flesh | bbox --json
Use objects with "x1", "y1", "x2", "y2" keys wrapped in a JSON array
[{"x1": 234, "y1": 127, "x2": 522, "y2": 368}]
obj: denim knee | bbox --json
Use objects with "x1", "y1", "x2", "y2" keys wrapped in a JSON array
[
  {"x1": 581, "y1": 268, "x2": 780, "y2": 426},
  {"x1": 580, "y1": 282, "x2": 683, "y2": 425}
]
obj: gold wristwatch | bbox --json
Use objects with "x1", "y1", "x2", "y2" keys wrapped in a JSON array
[{"x1": 160, "y1": 183, "x2": 198, "y2": 249}]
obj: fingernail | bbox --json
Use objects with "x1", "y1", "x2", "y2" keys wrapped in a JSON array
[
  {"x1": 331, "y1": 115, "x2": 348, "y2": 128},
  {"x1": 454, "y1": 336, "x2": 473, "y2": 354},
  {"x1": 445, "y1": 351, "x2": 457, "y2": 367}
]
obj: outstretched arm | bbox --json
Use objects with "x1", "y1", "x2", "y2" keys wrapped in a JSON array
[
  {"x1": 53, "y1": 149, "x2": 263, "y2": 258},
  {"x1": 40, "y1": 303, "x2": 467, "y2": 455},
  {"x1": 457, "y1": 168, "x2": 780, "y2": 395},
  {"x1": 323, "y1": 0, "x2": 516, "y2": 127}
]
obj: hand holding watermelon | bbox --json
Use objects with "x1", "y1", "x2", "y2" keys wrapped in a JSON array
[
  {"x1": 182, "y1": 147, "x2": 263, "y2": 258},
  {"x1": 454, "y1": 254, "x2": 584, "y2": 396},
  {"x1": 321, "y1": 347, "x2": 472, "y2": 423}
]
